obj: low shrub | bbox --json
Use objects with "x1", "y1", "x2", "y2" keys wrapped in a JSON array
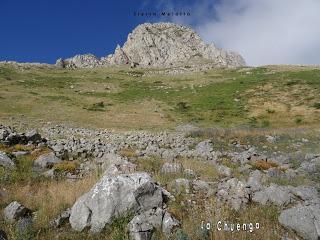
[
  {"x1": 54, "y1": 161, "x2": 77, "y2": 173},
  {"x1": 119, "y1": 148, "x2": 137, "y2": 158},
  {"x1": 251, "y1": 160, "x2": 278, "y2": 170},
  {"x1": 176, "y1": 101, "x2": 190, "y2": 112},
  {"x1": 85, "y1": 102, "x2": 106, "y2": 111},
  {"x1": 312, "y1": 102, "x2": 320, "y2": 109}
]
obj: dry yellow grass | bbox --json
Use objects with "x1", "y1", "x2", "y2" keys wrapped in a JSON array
[
  {"x1": 168, "y1": 195, "x2": 295, "y2": 240},
  {"x1": 54, "y1": 161, "x2": 78, "y2": 173},
  {"x1": 188, "y1": 125, "x2": 320, "y2": 145},
  {"x1": 251, "y1": 160, "x2": 278, "y2": 170},
  {"x1": 179, "y1": 158, "x2": 219, "y2": 181},
  {"x1": 119, "y1": 148, "x2": 138, "y2": 158},
  {"x1": 0, "y1": 143, "x2": 36, "y2": 154},
  {"x1": 3, "y1": 174, "x2": 99, "y2": 228},
  {"x1": 245, "y1": 82, "x2": 320, "y2": 127},
  {"x1": 29, "y1": 147, "x2": 52, "y2": 160},
  {"x1": 264, "y1": 64, "x2": 320, "y2": 72}
]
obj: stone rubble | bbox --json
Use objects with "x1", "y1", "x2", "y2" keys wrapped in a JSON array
[
  {"x1": 0, "y1": 230, "x2": 7, "y2": 240},
  {"x1": 0, "y1": 125, "x2": 46, "y2": 146},
  {"x1": 1, "y1": 124, "x2": 320, "y2": 239},
  {"x1": 50, "y1": 208, "x2": 71, "y2": 228},
  {"x1": 161, "y1": 162, "x2": 183, "y2": 174},
  {"x1": 128, "y1": 208, "x2": 179, "y2": 240},
  {"x1": 34, "y1": 152, "x2": 62, "y2": 169}
]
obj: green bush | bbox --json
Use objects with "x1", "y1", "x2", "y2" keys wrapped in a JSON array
[
  {"x1": 266, "y1": 108, "x2": 275, "y2": 114},
  {"x1": 294, "y1": 117, "x2": 303, "y2": 124},
  {"x1": 261, "y1": 120, "x2": 270, "y2": 127},
  {"x1": 312, "y1": 102, "x2": 320, "y2": 109},
  {"x1": 85, "y1": 102, "x2": 106, "y2": 112},
  {"x1": 1, "y1": 156, "x2": 37, "y2": 184},
  {"x1": 176, "y1": 102, "x2": 189, "y2": 112},
  {"x1": 107, "y1": 214, "x2": 133, "y2": 240}
]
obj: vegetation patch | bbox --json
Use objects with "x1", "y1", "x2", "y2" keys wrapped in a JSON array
[
  {"x1": 42, "y1": 95, "x2": 72, "y2": 102},
  {"x1": 251, "y1": 160, "x2": 278, "y2": 170},
  {"x1": 311, "y1": 102, "x2": 320, "y2": 109},
  {"x1": 119, "y1": 148, "x2": 138, "y2": 158},
  {"x1": 84, "y1": 101, "x2": 107, "y2": 111},
  {"x1": 54, "y1": 161, "x2": 78, "y2": 173}
]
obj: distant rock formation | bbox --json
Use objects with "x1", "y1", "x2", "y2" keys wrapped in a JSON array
[
  {"x1": 55, "y1": 54, "x2": 103, "y2": 69},
  {"x1": 57, "y1": 22, "x2": 246, "y2": 69}
]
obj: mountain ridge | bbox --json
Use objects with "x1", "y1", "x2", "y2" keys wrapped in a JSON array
[{"x1": 57, "y1": 22, "x2": 246, "y2": 69}]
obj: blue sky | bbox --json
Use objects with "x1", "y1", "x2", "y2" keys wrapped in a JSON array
[
  {"x1": 1, "y1": 0, "x2": 320, "y2": 65},
  {"x1": 0, "y1": 0, "x2": 196, "y2": 63}
]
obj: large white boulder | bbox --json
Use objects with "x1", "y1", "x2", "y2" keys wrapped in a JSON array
[
  {"x1": 279, "y1": 203, "x2": 320, "y2": 240},
  {"x1": 69, "y1": 172, "x2": 165, "y2": 233}
]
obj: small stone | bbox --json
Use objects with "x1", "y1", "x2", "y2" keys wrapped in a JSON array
[
  {"x1": 25, "y1": 129, "x2": 41, "y2": 143},
  {"x1": 266, "y1": 135, "x2": 277, "y2": 143},
  {"x1": 246, "y1": 170, "x2": 263, "y2": 192},
  {"x1": 34, "y1": 152, "x2": 61, "y2": 169},
  {"x1": 50, "y1": 208, "x2": 71, "y2": 228},
  {"x1": 216, "y1": 165, "x2": 232, "y2": 177},
  {"x1": 183, "y1": 169, "x2": 196, "y2": 178},
  {"x1": 0, "y1": 151, "x2": 15, "y2": 169},
  {"x1": 42, "y1": 169, "x2": 56, "y2": 178},
  {"x1": 161, "y1": 162, "x2": 183, "y2": 174},
  {"x1": 3, "y1": 201, "x2": 30, "y2": 222},
  {"x1": 170, "y1": 178, "x2": 190, "y2": 194},
  {"x1": 16, "y1": 217, "x2": 34, "y2": 239},
  {"x1": 12, "y1": 151, "x2": 29, "y2": 157},
  {"x1": 162, "y1": 211, "x2": 180, "y2": 236},
  {"x1": 0, "y1": 229, "x2": 8, "y2": 240},
  {"x1": 217, "y1": 178, "x2": 250, "y2": 211}
]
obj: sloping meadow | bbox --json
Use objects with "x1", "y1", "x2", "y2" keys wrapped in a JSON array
[{"x1": 1, "y1": 64, "x2": 320, "y2": 130}]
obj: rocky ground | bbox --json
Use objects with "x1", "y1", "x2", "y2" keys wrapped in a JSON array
[{"x1": 0, "y1": 124, "x2": 319, "y2": 240}]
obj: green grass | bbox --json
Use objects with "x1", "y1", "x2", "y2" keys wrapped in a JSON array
[
  {"x1": 42, "y1": 95, "x2": 72, "y2": 101},
  {"x1": 312, "y1": 102, "x2": 320, "y2": 109},
  {"x1": 0, "y1": 155, "x2": 39, "y2": 185},
  {"x1": 84, "y1": 101, "x2": 107, "y2": 111},
  {"x1": 1, "y1": 64, "x2": 320, "y2": 130}
]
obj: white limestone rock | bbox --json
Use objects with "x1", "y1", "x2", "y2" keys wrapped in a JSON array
[
  {"x1": 58, "y1": 22, "x2": 246, "y2": 69},
  {"x1": 69, "y1": 172, "x2": 165, "y2": 233}
]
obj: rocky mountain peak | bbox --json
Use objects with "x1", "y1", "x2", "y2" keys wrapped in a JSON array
[{"x1": 58, "y1": 22, "x2": 246, "y2": 70}]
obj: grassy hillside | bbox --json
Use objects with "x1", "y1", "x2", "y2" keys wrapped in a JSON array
[
  {"x1": 1, "y1": 64, "x2": 319, "y2": 240},
  {"x1": 1, "y1": 64, "x2": 320, "y2": 130}
]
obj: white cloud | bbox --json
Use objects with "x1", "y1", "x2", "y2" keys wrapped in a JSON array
[{"x1": 150, "y1": 0, "x2": 320, "y2": 66}]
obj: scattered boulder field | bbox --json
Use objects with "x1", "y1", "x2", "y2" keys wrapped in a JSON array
[{"x1": 0, "y1": 124, "x2": 320, "y2": 239}]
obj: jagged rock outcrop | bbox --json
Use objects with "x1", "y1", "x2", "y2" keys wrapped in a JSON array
[
  {"x1": 105, "y1": 22, "x2": 245, "y2": 68},
  {"x1": 57, "y1": 22, "x2": 246, "y2": 69},
  {"x1": 56, "y1": 54, "x2": 103, "y2": 69}
]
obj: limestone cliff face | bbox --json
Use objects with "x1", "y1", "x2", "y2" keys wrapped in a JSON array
[{"x1": 58, "y1": 22, "x2": 246, "y2": 69}]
